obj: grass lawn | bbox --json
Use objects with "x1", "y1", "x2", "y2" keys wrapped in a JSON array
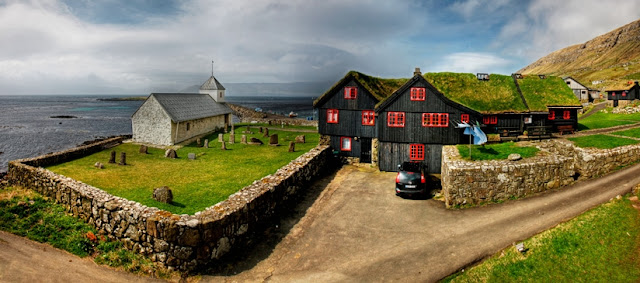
[
  {"x1": 578, "y1": 111, "x2": 640, "y2": 130},
  {"x1": 47, "y1": 128, "x2": 319, "y2": 215},
  {"x1": 612, "y1": 127, "x2": 640, "y2": 138},
  {"x1": 444, "y1": 195, "x2": 640, "y2": 282},
  {"x1": 568, "y1": 134, "x2": 640, "y2": 149},
  {"x1": 456, "y1": 142, "x2": 539, "y2": 161}
]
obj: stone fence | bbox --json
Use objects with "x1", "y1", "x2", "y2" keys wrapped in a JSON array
[
  {"x1": 442, "y1": 140, "x2": 640, "y2": 208},
  {"x1": 7, "y1": 136, "x2": 334, "y2": 271}
]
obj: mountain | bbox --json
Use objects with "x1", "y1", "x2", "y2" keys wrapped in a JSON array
[
  {"x1": 179, "y1": 81, "x2": 333, "y2": 97},
  {"x1": 519, "y1": 19, "x2": 640, "y2": 90}
]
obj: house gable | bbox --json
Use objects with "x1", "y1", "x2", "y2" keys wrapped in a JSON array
[{"x1": 132, "y1": 95, "x2": 173, "y2": 145}]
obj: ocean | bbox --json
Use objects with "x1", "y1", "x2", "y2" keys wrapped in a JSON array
[{"x1": 0, "y1": 95, "x2": 315, "y2": 172}]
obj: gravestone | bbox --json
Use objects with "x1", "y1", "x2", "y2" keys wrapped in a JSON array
[
  {"x1": 295, "y1": 135, "x2": 306, "y2": 143},
  {"x1": 94, "y1": 162, "x2": 104, "y2": 169},
  {"x1": 269, "y1": 134, "x2": 279, "y2": 146},
  {"x1": 109, "y1": 150, "x2": 116, "y2": 164},
  {"x1": 263, "y1": 128, "x2": 269, "y2": 137},
  {"x1": 241, "y1": 135, "x2": 247, "y2": 144},
  {"x1": 153, "y1": 186, "x2": 173, "y2": 203},
  {"x1": 197, "y1": 138, "x2": 201, "y2": 147},
  {"x1": 218, "y1": 133, "x2": 224, "y2": 142},
  {"x1": 229, "y1": 134, "x2": 235, "y2": 144},
  {"x1": 231, "y1": 125, "x2": 235, "y2": 134},
  {"x1": 119, "y1": 152, "x2": 126, "y2": 165},
  {"x1": 204, "y1": 139, "x2": 209, "y2": 148},
  {"x1": 259, "y1": 127, "x2": 263, "y2": 133},
  {"x1": 243, "y1": 126, "x2": 252, "y2": 134},
  {"x1": 188, "y1": 153, "x2": 196, "y2": 160},
  {"x1": 288, "y1": 141, "x2": 295, "y2": 152},
  {"x1": 249, "y1": 137, "x2": 263, "y2": 145},
  {"x1": 139, "y1": 145, "x2": 148, "y2": 154},
  {"x1": 165, "y1": 149, "x2": 178, "y2": 159},
  {"x1": 221, "y1": 141, "x2": 227, "y2": 150}
]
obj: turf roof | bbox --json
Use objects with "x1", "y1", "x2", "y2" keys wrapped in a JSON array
[
  {"x1": 313, "y1": 71, "x2": 409, "y2": 107},
  {"x1": 423, "y1": 72, "x2": 528, "y2": 114},
  {"x1": 517, "y1": 75, "x2": 581, "y2": 111}
]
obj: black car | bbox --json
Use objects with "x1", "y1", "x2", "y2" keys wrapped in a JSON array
[{"x1": 395, "y1": 162, "x2": 427, "y2": 197}]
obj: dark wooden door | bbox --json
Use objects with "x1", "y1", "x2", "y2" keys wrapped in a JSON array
[
  {"x1": 360, "y1": 138, "x2": 371, "y2": 163},
  {"x1": 614, "y1": 100, "x2": 619, "y2": 107}
]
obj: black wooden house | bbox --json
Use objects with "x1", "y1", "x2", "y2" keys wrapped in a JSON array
[{"x1": 607, "y1": 81, "x2": 640, "y2": 107}]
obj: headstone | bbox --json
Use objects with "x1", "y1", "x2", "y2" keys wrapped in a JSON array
[
  {"x1": 295, "y1": 135, "x2": 306, "y2": 143},
  {"x1": 241, "y1": 135, "x2": 247, "y2": 144},
  {"x1": 204, "y1": 139, "x2": 209, "y2": 148},
  {"x1": 249, "y1": 137, "x2": 263, "y2": 145},
  {"x1": 165, "y1": 149, "x2": 178, "y2": 159},
  {"x1": 119, "y1": 152, "x2": 126, "y2": 165},
  {"x1": 188, "y1": 153, "x2": 196, "y2": 160},
  {"x1": 508, "y1": 153, "x2": 522, "y2": 161},
  {"x1": 218, "y1": 133, "x2": 224, "y2": 142},
  {"x1": 229, "y1": 133, "x2": 235, "y2": 144},
  {"x1": 109, "y1": 150, "x2": 116, "y2": 164},
  {"x1": 221, "y1": 141, "x2": 227, "y2": 150},
  {"x1": 94, "y1": 162, "x2": 104, "y2": 169},
  {"x1": 231, "y1": 125, "x2": 235, "y2": 134},
  {"x1": 288, "y1": 141, "x2": 295, "y2": 152},
  {"x1": 269, "y1": 134, "x2": 279, "y2": 146},
  {"x1": 153, "y1": 186, "x2": 173, "y2": 203},
  {"x1": 197, "y1": 138, "x2": 201, "y2": 147},
  {"x1": 263, "y1": 128, "x2": 269, "y2": 137},
  {"x1": 259, "y1": 127, "x2": 263, "y2": 133},
  {"x1": 139, "y1": 145, "x2": 148, "y2": 154}
]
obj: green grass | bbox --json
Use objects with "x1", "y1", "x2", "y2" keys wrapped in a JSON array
[
  {"x1": 578, "y1": 110, "x2": 640, "y2": 130},
  {"x1": 235, "y1": 122, "x2": 317, "y2": 132},
  {"x1": 47, "y1": 128, "x2": 319, "y2": 215},
  {"x1": 444, "y1": 195, "x2": 640, "y2": 282},
  {"x1": 456, "y1": 142, "x2": 539, "y2": 161},
  {"x1": 0, "y1": 186, "x2": 163, "y2": 276},
  {"x1": 517, "y1": 75, "x2": 581, "y2": 112},
  {"x1": 424, "y1": 72, "x2": 528, "y2": 113},
  {"x1": 568, "y1": 134, "x2": 640, "y2": 149},
  {"x1": 613, "y1": 127, "x2": 640, "y2": 138}
]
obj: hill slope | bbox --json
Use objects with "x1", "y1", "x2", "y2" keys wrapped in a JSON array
[{"x1": 519, "y1": 19, "x2": 640, "y2": 90}]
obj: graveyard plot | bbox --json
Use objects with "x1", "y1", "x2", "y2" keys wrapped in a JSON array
[{"x1": 46, "y1": 126, "x2": 319, "y2": 215}]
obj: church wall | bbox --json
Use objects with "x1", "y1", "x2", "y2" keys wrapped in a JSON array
[
  {"x1": 172, "y1": 114, "x2": 227, "y2": 144},
  {"x1": 132, "y1": 96, "x2": 173, "y2": 146}
]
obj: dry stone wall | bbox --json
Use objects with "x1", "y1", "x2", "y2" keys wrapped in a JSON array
[
  {"x1": 8, "y1": 136, "x2": 333, "y2": 271},
  {"x1": 574, "y1": 143, "x2": 640, "y2": 178}
]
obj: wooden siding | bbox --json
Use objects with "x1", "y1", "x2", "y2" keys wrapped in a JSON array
[
  {"x1": 378, "y1": 142, "x2": 442, "y2": 173},
  {"x1": 481, "y1": 114, "x2": 523, "y2": 134},
  {"x1": 329, "y1": 135, "x2": 362, "y2": 159},
  {"x1": 548, "y1": 108, "x2": 579, "y2": 130}
]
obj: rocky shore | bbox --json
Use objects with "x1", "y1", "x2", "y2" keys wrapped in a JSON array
[{"x1": 226, "y1": 103, "x2": 317, "y2": 126}]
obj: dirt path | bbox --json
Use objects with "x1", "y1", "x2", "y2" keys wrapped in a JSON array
[
  {"x1": 0, "y1": 230, "x2": 162, "y2": 283},
  {"x1": 579, "y1": 102, "x2": 607, "y2": 119}
]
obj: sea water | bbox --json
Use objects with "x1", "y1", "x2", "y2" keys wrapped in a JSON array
[{"x1": 0, "y1": 95, "x2": 315, "y2": 172}]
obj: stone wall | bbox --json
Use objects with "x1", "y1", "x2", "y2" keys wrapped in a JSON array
[
  {"x1": 442, "y1": 140, "x2": 640, "y2": 207},
  {"x1": 8, "y1": 137, "x2": 334, "y2": 271}
]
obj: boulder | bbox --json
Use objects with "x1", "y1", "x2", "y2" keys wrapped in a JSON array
[
  {"x1": 94, "y1": 162, "x2": 104, "y2": 169},
  {"x1": 165, "y1": 149, "x2": 178, "y2": 159},
  {"x1": 139, "y1": 145, "x2": 148, "y2": 154},
  {"x1": 295, "y1": 135, "x2": 306, "y2": 143},
  {"x1": 153, "y1": 186, "x2": 173, "y2": 203},
  {"x1": 249, "y1": 137, "x2": 263, "y2": 145},
  {"x1": 508, "y1": 153, "x2": 522, "y2": 161}
]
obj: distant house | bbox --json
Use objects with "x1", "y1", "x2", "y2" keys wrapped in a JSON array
[
  {"x1": 314, "y1": 69, "x2": 581, "y2": 173},
  {"x1": 607, "y1": 81, "x2": 640, "y2": 107},
  {"x1": 132, "y1": 75, "x2": 232, "y2": 146},
  {"x1": 564, "y1": 77, "x2": 592, "y2": 102}
]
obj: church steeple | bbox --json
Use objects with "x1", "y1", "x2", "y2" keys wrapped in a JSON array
[{"x1": 199, "y1": 60, "x2": 225, "y2": 102}]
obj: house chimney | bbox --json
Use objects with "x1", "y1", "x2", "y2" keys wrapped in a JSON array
[{"x1": 413, "y1": 67, "x2": 422, "y2": 76}]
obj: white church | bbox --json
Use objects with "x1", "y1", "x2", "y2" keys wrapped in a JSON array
[{"x1": 131, "y1": 74, "x2": 232, "y2": 146}]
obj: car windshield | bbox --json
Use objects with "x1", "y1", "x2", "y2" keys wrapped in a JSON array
[{"x1": 398, "y1": 171, "x2": 421, "y2": 183}]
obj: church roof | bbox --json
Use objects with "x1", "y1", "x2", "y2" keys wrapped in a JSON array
[
  {"x1": 150, "y1": 93, "x2": 231, "y2": 123},
  {"x1": 200, "y1": 75, "x2": 226, "y2": 90}
]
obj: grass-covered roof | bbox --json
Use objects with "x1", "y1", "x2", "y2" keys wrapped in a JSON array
[
  {"x1": 423, "y1": 72, "x2": 528, "y2": 114},
  {"x1": 518, "y1": 75, "x2": 581, "y2": 111},
  {"x1": 313, "y1": 71, "x2": 408, "y2": 107}
]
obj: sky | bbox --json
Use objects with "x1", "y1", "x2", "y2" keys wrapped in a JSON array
[{"x1": 1, "y1": 0, "x2": 640, "y2": 95}]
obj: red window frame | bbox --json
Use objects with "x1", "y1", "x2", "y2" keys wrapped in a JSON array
[
  {"x1": 362, "y1": 110, "x2": 375, "y2": 126},
  {"x1": 483, "y1": 115, "x2": 497, "y2": 125},
  {"x1": 422, "y1": 113, "x2": 449, "y2": 127},
  {"x1": 327, "y1": 109, "x2": 339, "y2": 124},
  {"x1": 612, "y1": 92, "x2": 616, "y2": 97},
  {"x1": 563, "y1": 110, "x2": 570, "y2": 120},
  {"x1": 340, "y1": 137, "x2": 352, "y2": 151},
  {"x1": 344, "y1": 87, "x2": 357, "y2": 99},
  {"x1": 410, "y1": 87, "x2": 426, "y2": 101},
  {"x1": 409, "y1": 144, "x2": 425, "y2": 161},
  {"x1": 622, "y1": 91, "x2": 627, "y2": 97},
  {"x1": 548, "y1": 111, "x2": 555, "y2": 120},
  {"x1": 461, "y1": 114, "x2": 469, "y2": 123},
  {"x1": 387, "y1": 112, "x2": 405, "y2": 127}
]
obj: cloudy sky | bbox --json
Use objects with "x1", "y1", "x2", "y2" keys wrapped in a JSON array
[{"x1": 1, "y1": 0, "x2": 639, "y2": 95}]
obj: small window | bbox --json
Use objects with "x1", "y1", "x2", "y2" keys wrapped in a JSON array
[
  {"x1": 186, "y1": 123, "x2": 191, "y2": 131},
  {"x1": 344, "y1": 87, "x2": 357, "y2": 99},
  {"x1": 387, "y1": 112, "x2": 405, "y2": 127},
  {"x1": 612, "y1": 92, "x2": 616, "y2": 97},
  {"x1": 566, "y1": 81, "x2": 571, "y2": 85},
  {"x1": 563, "y1": 110, "x2": 570, "y2": 120},
  {"x1": 340, "y1": 137, "x2": 352, "y2": 151},
  {"x1": 327, "y1": 109, "x2": 339, "y2": 124},
  {"x1": 362, "y1": 110, "x2": 375, "y2": 126},
  {"x1": 476, "y1": 73, "x2": 489, "y2": 81},
  {"x1": 548, "y1": 111, "x2": 555, "y2": 120},
  {"x1": 461, "y1": 114, "x2": 469, "y2": 123},
  {"x1": 538, "y1": 74, "x2": 546, "y2": 79},
  {"x1": 410, "y1": 87, "x2": 426, "y2": 101},
  {"x1": 483, "y1": 115, "x2": 497, "y2": 125},
  {"x1": 409, "y1": 144, "x2": 425, "y2": 161},
  {"x1": 622, "y1": 91, "x2": 627, "y2": 97}
]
